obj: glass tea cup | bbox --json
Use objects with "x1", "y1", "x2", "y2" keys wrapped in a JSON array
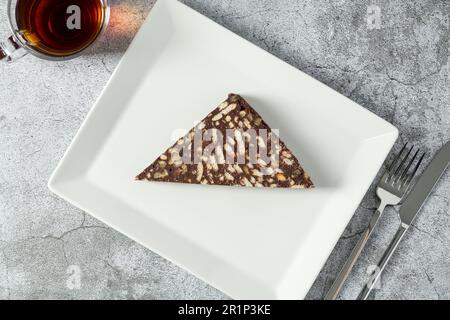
[{"x1": 0, "y1": 0, "x2": 110, "y2": 62}]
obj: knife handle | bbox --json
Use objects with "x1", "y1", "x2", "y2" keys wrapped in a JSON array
[
  {"x1": 358, "y1": 224, "x2": 408, "y2": 300},
  {"x1": 325, "y1": 207, "x2": 384, "y2": 300}
]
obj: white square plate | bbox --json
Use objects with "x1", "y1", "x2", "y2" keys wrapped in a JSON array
[{"x1": 49, "y1": 0, "x2": 398, "y2": 299}]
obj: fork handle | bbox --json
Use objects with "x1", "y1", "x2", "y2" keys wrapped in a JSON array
[
  {"x1": 324, "y1": 206, "x2": 385, "y2": 300},
  {"x1": 358, "y1": 224, "x2": 408, "y2": 300}
]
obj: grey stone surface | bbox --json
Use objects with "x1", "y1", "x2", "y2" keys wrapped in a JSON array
[{"x1": 0, "y1": 0, "x2": 448, "y2": 300}]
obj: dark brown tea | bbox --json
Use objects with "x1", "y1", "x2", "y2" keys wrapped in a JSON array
[{"x1": 15, "y1": 0, "x2": 107, "y2": 57}]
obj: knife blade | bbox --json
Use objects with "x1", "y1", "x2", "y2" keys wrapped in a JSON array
[
  {"x1": 400, "y1": 141, "x2": 450, "y2": 226},
  {"x1": 358, "y1": 141, "x2": 450, "y2": 299}
]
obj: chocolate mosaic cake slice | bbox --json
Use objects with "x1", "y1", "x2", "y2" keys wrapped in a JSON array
[{"x1": 136, "y1": 94, "x2": 314, "y2": 189}]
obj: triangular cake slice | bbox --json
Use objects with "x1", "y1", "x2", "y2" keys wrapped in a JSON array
[{"x1": 136, "y1": 94, "x2": 314, "y2": 189}]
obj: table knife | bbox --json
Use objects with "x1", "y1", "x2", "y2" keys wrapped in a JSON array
[{"x1": 358, "y1": 141, "x2": 450, "y2": 299}]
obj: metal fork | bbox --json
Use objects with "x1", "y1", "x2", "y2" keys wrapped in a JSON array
[{"x1": 325, "y1": 143, "x2": 424, "y2": 300}]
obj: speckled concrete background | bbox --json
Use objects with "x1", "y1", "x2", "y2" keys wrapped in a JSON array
[{"x1": 0, "y1": 0, "x2": 448, "y2": 300}]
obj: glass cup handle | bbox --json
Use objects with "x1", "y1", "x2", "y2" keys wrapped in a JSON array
[{"x1": 0, "y1": 35, "x2": 27, "y2": 63}]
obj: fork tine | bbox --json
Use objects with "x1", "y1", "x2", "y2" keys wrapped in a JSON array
[
  {"x1": 404, "y1": 152, "x2": 426, "y2": 188},
  {"x1": 387, "y1": 143, "x2": 408, "y2": 175},
  {"x1": 393, "y1": 145, "x2": 413, "y2": 179},
  {"x1": 398, "y1": 148, "x2": 420, "y2": 182}
]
